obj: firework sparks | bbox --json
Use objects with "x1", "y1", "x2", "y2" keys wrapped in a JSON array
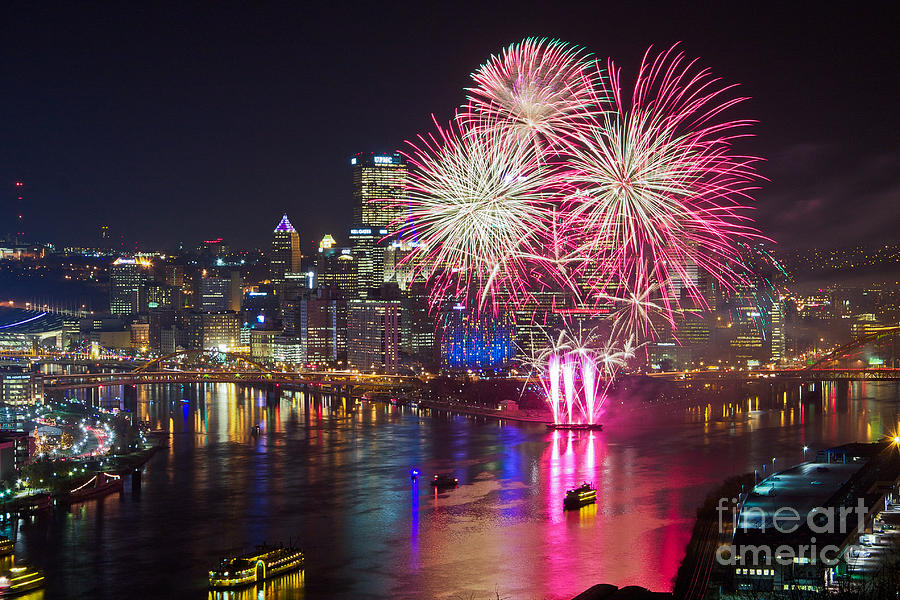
[
  {"x1": 463, "y1": 37, "x2": 603, "y2": 152},
  {"x1": 565, "y1": 44, "x2": 764, "y2": 323},
  {"x1": 398, "y1": 114, "x2": 558, "y2": 311}
]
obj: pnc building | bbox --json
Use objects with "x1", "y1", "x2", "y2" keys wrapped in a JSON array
[{"x1": 270, "y1": 214, "x2": 301, "y2": 285}]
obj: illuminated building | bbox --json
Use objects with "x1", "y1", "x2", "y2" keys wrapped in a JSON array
[
  {"x1": 383, "y1": 240, "x2": 419, "y2": 290},
  {"x1": 400, "y1": 282, "x2": 436, "y2": 362},
  {"x1": 109, "y1": 257, "x2": 149, "y2": 315},
  {"x1": 347, "y1": 299, "x2": 400, "y2": 374},
  {"x1": 130, "y1": 322, "x2": 150, "y2": 349},
  {"x1": 273, "y1": 334, "x2": 303, "y2": 365},
  {"x1": 250, "y1": 329, "x2": 279, "y2": 362},
  {"x1": 200, "y1": 277, "x2": 230, "y2": 312},
  {"x1": 270, "y1": 214, "x2": 301, "y2": 285},
  {"x1": 300, "y1": 289, "x2": 332, "y2": 366},
  {"x1": 144, "y1": 282, "x2": 180, "y2": 311},
  {"x1": 0, "y1": 431, "x2": 32, "y2": 479},
  {"x1": 770, "y1": 299, "x2": 786, "y2": 363},
  {"x1": 0, "y1": 368, "x2": 42, "y2": 407},
  {"x1": 318, "y1": 240, "x2": 357, "y2": 300},
  {"x1": 439, "y1": 304, "x2": 516, "y2": 371},
  {"x1": 350, "y1": 152, "x2": 408, "y2": 230},
  {"x1": 349, "y1": 227, "x2": 388, "y2": 298},
  {"x1": 0, "y1": 309, "x2": 64, "y2": 351},
  {"x1": 188, "y1": 312, "x2": 240, "y2": 351}
]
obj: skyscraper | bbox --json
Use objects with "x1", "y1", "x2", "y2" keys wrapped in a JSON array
[
  {"x1": 347, "y1": 299, "x2": 400, "y2": 374},
  {"x1": 271, "y1": 214, "x2": 301, "y2": 285},
  {"x1": 109, "y1": 257, "x2": 148, "y2": 315},
  {"x1": 349, "y1": 226, "x2": 388, "y2": 298},
  {"x1": 350, "y1": 153, "x2": 408, "y2": 230}
]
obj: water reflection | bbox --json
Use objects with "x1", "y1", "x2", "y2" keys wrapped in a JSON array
[
  {"x1": 18, "y1": 380, "x2": 900, "y2": 597},
  {"x1": 208, "y1": 570, "x2": 305, "y2": 600}
]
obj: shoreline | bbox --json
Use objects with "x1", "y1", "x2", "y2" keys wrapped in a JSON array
[{"x1": 414, "y1": 399, "x2": 551, "y2": 424}]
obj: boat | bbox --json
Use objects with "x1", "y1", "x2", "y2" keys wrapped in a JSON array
[
  {"x1": 251, "y1": 424, "x2": 261, "y2": 436},
  {"x1": 64, "y1": 472, "x2": 123, "y2": 504},
  {"x1": 547, "y1": 423, "x2": 603, "y2": 431},
  {"x1": 0, "y1": 564, "x2": 45, "y2": 596},
  {"x1": 409, "y1": 468, "x2": 420, "y2": 481},
  {"x1": 563, "y1": 483, "x2": 597, "y2": 510},
  {"x1": 431, "y1": 473, "x2": 458, "y2": 490},
  {"x1": 209, "y1": 543, "x2": 304, "y2": 589}
]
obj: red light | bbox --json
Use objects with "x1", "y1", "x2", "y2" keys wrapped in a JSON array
[{"x1": 15, "y1": 182, "x2": 23, "y2": 186}]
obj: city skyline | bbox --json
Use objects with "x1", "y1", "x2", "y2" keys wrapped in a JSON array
[{"x1": 1, "y1": 3, "x2": 897, "y2": 251}]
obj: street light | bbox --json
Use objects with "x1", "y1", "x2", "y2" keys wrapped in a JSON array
[{"x1": 803, "y1": 445, "x2": 809, "y2": 461}]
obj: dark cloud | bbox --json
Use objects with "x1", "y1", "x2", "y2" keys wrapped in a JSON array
[{"x1": 756, "y1": 145, "x2": 900, "y2": 251}]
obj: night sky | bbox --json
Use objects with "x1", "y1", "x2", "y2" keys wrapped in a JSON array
[{"x1": 1, "y1": 2, "x2": 897, "y2": 254}]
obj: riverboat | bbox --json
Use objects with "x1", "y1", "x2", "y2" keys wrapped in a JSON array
[
  {"x1": 0, "y1": 564, "x2": 45, "y2": 596},
  {"x1": 208, "y1": 543, "x2": 304, "y2": 589},
  {"x1": 563, "y1": 483, "x2": 597, "y2": 510}
]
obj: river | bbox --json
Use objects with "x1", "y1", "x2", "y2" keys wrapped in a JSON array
[{"x1": 5, "y1": 379, "x2": 900, "y2": 599}]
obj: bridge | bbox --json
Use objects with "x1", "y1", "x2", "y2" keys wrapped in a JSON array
[{"x1": 40, "y1": 370, "x2": 417, "y2": 391}]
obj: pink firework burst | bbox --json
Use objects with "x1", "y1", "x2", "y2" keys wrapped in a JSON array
[
  {"x1": 564, "y1": 44, "x2": 765, "y2": 329},
  {"x1": 463, "y1": 37, "x2": 603, "y2": 153}
]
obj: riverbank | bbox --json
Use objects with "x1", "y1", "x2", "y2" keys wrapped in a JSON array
[{"x1": 415, "y1": 399, "x2": 551, "y2": 423}]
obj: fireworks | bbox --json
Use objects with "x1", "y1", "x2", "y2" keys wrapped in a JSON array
[
  {"x1": 463, "y1": 37, "x2": 601, "y2": 151},
  {"x1": 398, "y1": 40, "x2": 766, "y2": 415},
  {"x1": 564, "y1": 46, "x2": 763, "y2": 320},
  {"x1": 400, "y1": 115, "x2": 558, "y2": 310}
]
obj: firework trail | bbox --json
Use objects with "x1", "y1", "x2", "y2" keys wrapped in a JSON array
[
  {"x1": 564, "y1": 44, "x2": 764, "y2": 325},
  {"x1": 463, "y1": 37, "x2": 603, "y2": 153},
  {"x1": 397, "y1": 114, "x2": 559, "y2": 312}
]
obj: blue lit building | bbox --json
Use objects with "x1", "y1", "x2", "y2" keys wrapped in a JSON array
[{"x1": 439, "y1": 304, "x2": 516, "y2": 371}]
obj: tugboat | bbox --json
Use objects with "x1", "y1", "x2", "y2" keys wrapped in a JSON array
[
  {"x1": 431, "y1": 473, "x2": 458, "y2": 490},
  {"x1": 209, "y1": 543, "x2": 304, "y2": 589},
  {"x1": 563, "y1": 482, "x2": 597, "y2": 510}
]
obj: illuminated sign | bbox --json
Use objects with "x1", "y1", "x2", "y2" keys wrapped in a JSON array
[
  {"x1": 350, "y1": 157, "x2": 357, "y2": 165},
  {"x1": 248, "y1": 291, "x2": 268, "y2": 297},
  {"x1": 373, "y1": 156, "x2": 394, "y2": 164},
  {"x1": 870, "y1": 357, "x2": 885, "y2": 366}
]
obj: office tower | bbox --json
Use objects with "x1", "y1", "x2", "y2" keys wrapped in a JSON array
[
  {"x1": 300, "y1": 288, "x2": 332, "y2": 366},
  {"x1": 187, "y1": 312, "x2": 240, "y2": 351},
  {"x1": 270, "y1": 214, "x2": 301, "y2": 285},
  {"x1": 145, "y1": 282, "x2": 180, "y2": 310},
  {"x1": 770, "y1": 298, "x2": 785, "y2": 364},
  {"x1": 199, "y1": 277, "x2": 230, "y2": 312},
  {"x1": 109, "y1": 257, "x2": 148, "y2": 315},
  {"x1": 318, "y1": 239, "x2": 357, "y2": 299},
  {"x1": 349, "y1": 226, "x2": 388, "y2": 298},
  {"x1": 347, "y1": 299, "x2": 400, "y2": 374},
  {"x1": 400, "y1": 282, "x2": 436, "y2": 364},
  {"x1": 439, "y1": 303, "x2": 516, "y2": 371},
  {"x1": 228, "y1": 271, "x2": 242, "y2": 312},
  {"x1": 350, "y1": 152, "x2": 408, "y2": 230}
]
